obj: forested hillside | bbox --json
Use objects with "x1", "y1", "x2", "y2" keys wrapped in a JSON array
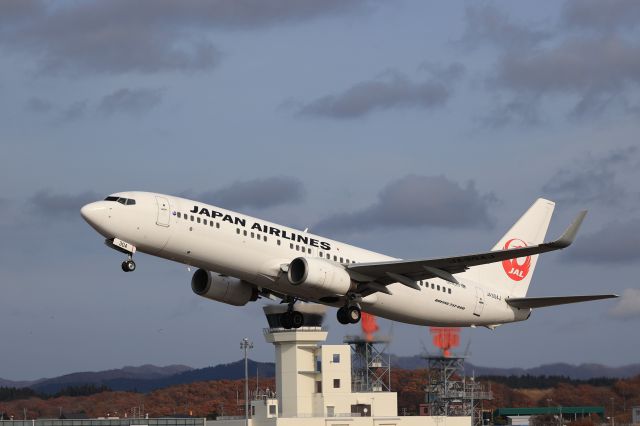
[{"x1": 1, "y1": 372, "x2": 638, "y2": 422}]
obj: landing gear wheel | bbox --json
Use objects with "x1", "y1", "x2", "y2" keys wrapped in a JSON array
[
  {"x1": 280, "y1": 311, "x2": 293, "y2": 329},
  {"x1": 337, "y1": 307, "x2": 350, "y2": 325},
  {"x1": 347, "y1": 306, "x2": 361, "y2": 324},
  {"x1": 291, "y1": 311, "x2": 304, "y2": 329},
  {"x1": 121, "y1": 260, "x2": 136, "y2": 272}
]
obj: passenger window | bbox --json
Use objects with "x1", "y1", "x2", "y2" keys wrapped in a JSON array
[
  {"x1": 263, "y1": 236, "x2": 267, "y2": 242},
  {"x1": 277, "y1": 240, "x2": 281, "y2": 246},
  {"x1": 296, "y1": 245, "x2": 300, "y2": 251},
  {"x1": 243, "y1": 230, "x2": 247, "y2": 236},
  {"x1": 290, "y1": 243, "x2": 294, "y2": 249},
  {"x1": 437, "y1": 285, "x2": 440, "y2": 291},
  {"x1": 210, "y1": 221, "x2": 213, "y2": 227},
  {"x1": 177, "y1": 212, "x2": 181, "y2": 218},
  {"x1": 216, "y1": 223, "x2": 220, "y2": 228},
  {"x1": 203, "y1": 219, "x2": 207, "y2": 225},
  {"x1": 333, "y1": 255, "x2": 337, "y2": 261},
  {"x1": 326, "y1": 254, "x2": 330, "y2": 259},
  {"x1": 197, "y1": 217, "x2": 201, "y2": 224},
  {"x1": 340, "y1": 257, "x2": 343, "y2": 263},
  {"x1": 237, "y1": 228, "x2": 240, "y2": 234},
  {"x1": 190, "y1": 215, "x2": 194, "y2": 221},
  {"x1": 448, "y1": 288, "x2": 452, "y2": 294},
  {"x1": 251, "y1": 232, "x2": 254, "y2": 238},
  {"x1": 345, "y1": 259, "x2": 349, "y2": 263},
  {"x1": 431, "y1": 283, "x2": 435, "y2": 289},
  {"x1": 319, "y1": 251, "x2": 323, "y2": 257}
]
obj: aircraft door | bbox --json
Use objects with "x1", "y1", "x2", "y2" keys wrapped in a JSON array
[
  {"x1": 473, "y1": 287, "x2": 485, "y2": 317},
  {"x1": 155, "y1": 196, "x2": 171, "y2": 227}
]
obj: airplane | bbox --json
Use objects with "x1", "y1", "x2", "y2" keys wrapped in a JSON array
[{"x1": 80, "y1": 192, "x2": 617, "y2": 329}]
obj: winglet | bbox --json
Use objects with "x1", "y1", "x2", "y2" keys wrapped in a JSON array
[{"x1": 547, "y1": 210, "x2": 587, "y2": 248}]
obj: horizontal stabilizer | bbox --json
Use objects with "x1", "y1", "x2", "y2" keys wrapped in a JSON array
[{"x1": 506, "y1": 294, "x2": 618, "y2": 309}]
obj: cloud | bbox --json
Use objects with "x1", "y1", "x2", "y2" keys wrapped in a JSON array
[
  {"x1": 494, "y1": 37, "x2": 640, "y2": 117},
  {"x1": 566, "y1": 218, "x2": 640, "y2": 263},
  {"x1": 459, "y1": 4, "x2": 549, "y2": 51},
  {"x1": 0, "y1": 0, "x2": 43, "y2": 25},
  {"x1": 27, "y1": 190, "x2": 100, "y2": 220},
  {"x1": 562, "y1": 0, "x2": 640, "y2": 33},
  {"x1": 25, "y1": 97, "x2": 53, "y2": 114},
  {"x1": 195, "y1": 176, "x2": 305, "y2": 210},
  {"x1": 542, "y1": 147, "x2": 637, "y2": 205},
  {"x1": 459, "y1": 4, "x2": 640, "y2": 123},
  {"x1": 609, "y1": 288, "x2": 640, "y2": 319},
  {"x1": 315, "y1": 175, "x2": 495, "y2": 234},
  {"x1": 98, "y1": 88, "x2": 163, "y2": 116},
  {"x1": 0, "y1": 0, "x2": 372, "y2": 75},
  {"x1": 296, "y1": 67, "x2": 463, "y2": 119},
  {"x1": 59, "y1": 100, "x2": 88, "y2": 122}
]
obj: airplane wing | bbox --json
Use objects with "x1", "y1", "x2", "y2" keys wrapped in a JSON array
[
  {"x1": 506, "y1": 294, "x2": 618, "y2": 309},
  {"x1": 347, "y1": 211, "x2": 587, "y2": 294}
]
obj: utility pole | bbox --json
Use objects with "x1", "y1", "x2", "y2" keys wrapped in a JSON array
[
  {"x1": 241, "y1": 337, "x2": 254, "y2": 426},
  {"x1": 610, "y1": 397, "x2": 615, "y2": 426}
]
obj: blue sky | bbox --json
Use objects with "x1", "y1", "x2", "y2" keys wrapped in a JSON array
[{"x1": 1, "y1": 0, "x2": 639, "y2": 381}]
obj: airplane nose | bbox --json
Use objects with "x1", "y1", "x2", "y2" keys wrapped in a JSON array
[{"x1": 80, "y1": 202, "x2": 108, "y2": 227}]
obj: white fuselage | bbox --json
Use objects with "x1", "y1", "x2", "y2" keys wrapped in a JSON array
[{"x1": 81, "y1": 191, "x2": 531, "y2": 327}]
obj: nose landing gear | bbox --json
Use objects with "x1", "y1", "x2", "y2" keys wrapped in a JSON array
[
  {"x1": 108, "y1": 238, "x2": 137, "y2": 272},
  {"x1": 121, "y1": 255, "x2": 136, "y2": 272}
]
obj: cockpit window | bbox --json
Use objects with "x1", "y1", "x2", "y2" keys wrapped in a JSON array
[{"x1": 104, "y1": 196, "x2": 136, "y2": 205}]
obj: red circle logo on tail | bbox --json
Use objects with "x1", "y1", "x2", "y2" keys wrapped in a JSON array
[{"x1": 501, "y1": 238, "x2": 531, "y2": 281}]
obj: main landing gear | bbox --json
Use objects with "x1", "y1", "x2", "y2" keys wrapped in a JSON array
[
  {"x1": 279, "y1": 299, "x2": 305, "y2": 330},
  {"x1": 121, "y1": 254, "x2": 136, "y2": 272},
  {"x1": 337, "y1": 305, "x2": 361, "y2": 325}
]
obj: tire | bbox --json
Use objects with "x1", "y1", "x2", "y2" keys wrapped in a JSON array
[
  {"x1": 347, "y1": 306, "x2": 361, "y2": 324},
  {"x1": 336, "y1": 307, "x2": 350, "y2": 325},
  {"x1": 280, "y1": 312, "x2": 293, "y2": 329},
  {"x1": 121, "y1": 261, "x2": 129, "y2": 272},
  {"x1": 126, "y1": 260, "x2": 136, "y2": 272},
  {"x1": 291, "y1": 311, "x2": 304, "y2": 329}
]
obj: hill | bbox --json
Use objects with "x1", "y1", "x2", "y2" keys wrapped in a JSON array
[
  {"x1": 1, "y1": 371, "x2": 638, "y2": 421},
  {"x1": 3, "y1": 359, "x2": 639, "y2": 395}
]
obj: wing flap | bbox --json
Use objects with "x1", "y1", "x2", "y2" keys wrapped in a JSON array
[{"x1": 506, "y1": 294, "x2": 618, "y2": 309}]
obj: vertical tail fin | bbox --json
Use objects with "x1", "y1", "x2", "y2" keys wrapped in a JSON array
[{"x1": 462, "y1": 198, "x2": 555, "y2": 298}]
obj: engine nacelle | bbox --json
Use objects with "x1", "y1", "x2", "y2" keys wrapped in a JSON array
[
  {"x1": 191, "y1": 269, "x2": 258, "y2": 306},
  {"x1": 287, "y1": 257, "x2": 352, "y2": 296}
]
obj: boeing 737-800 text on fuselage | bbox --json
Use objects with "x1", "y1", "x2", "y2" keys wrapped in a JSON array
[{"x1": 80, "y1": 192, "x2": 616, "y2": 329}]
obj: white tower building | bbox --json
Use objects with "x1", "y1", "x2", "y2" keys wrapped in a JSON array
[{"x1": 262, "y1": 304, "x2": 397, "y2": 418}]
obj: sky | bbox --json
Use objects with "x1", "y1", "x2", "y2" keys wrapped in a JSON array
[{"x1": 1, "y1": 0, "x2": 639, "y2": 381}]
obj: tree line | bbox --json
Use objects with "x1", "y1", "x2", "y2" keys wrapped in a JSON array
[{"x1": 0, "y1": 384, "x2": 111, "y2": 402}]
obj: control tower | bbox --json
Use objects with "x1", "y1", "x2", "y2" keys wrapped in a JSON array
[{"x1": 262, "y1": 304, "x2": 397, "y2": 418}]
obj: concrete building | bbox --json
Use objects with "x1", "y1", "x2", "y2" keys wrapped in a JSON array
[{"x1": 211, "y1": 304, "x2": 471, "y2": 426}]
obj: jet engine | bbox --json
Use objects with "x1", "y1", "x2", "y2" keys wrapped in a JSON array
[
  {"x1": 287, "y1": 257, "x2": 352, "y2": 296},
  {"x1": 191, "y1": 269, "x2": 258, "y2": 306}
]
